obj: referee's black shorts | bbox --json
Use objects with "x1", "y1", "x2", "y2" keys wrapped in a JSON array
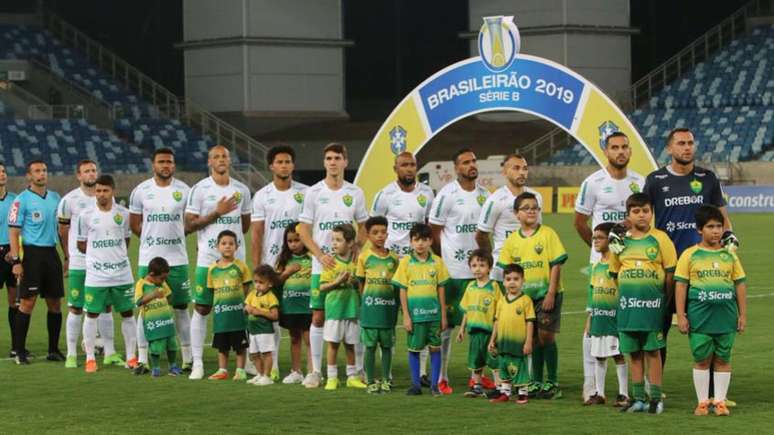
[
  {"x1": 0, "y1": 245, "x2": 16, "y2": 290},
  {"x1": 18, "y1": 245, "x2": 64, "y2": 299}
]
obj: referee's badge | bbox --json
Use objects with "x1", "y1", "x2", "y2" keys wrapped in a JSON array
[{"x1": 690, "y1": 179, "x2": 703, "y2": 194}]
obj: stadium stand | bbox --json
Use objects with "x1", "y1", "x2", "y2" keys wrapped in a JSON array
[{"x1": 547, "y1": 24, "x2": 774, "y2": 166}]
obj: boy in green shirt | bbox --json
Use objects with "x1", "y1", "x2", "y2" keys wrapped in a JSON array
[
  {"x1": 676, "y1": 205, "x2": 747, "y2": 417},
  {"x1": 134, "y1": 257, "x2": 182, "y2": 377},
  {"x1": 356, "y1": 216, "x2": 399, "y2": 394}
]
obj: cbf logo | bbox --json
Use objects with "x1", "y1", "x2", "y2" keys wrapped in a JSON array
[
  {"x1": 598, "y1": 120, "x2": 620, "y2": 149},
  {"x1": 478, "y1": 16, "x2": 520, "y2": 72},
  {"x1": 389, "y1": 126, "x2": 407, "y2": 155}
]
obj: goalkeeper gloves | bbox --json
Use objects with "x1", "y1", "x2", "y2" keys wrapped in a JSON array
[
  {"x1": 608, "y1": 223, "x2": 628, "y2": 255},
  {"x1": 721, "y1": 230, "x2": 739, "y2": 252}
]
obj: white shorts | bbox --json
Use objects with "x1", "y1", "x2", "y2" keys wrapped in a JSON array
[
  {"x1": 590, "y1": 335, "x2": 621, "y2": 358},
  {"x1": 323, "y1": 319, "x2": 359, "y2": 344},
  {"x1": 248, "y1": 333, "x2": 276, "y2": 354}
]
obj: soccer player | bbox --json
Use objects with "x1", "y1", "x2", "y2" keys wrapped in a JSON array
[
  {"x1": 251, "y1": 144, "x2": 307, "y2": 381},
  {"x1": 319, "y1": 224, "x2": 365, "y2": 390},
  {"x1": 58, "y1": 160, "x2": 118, "y2": 368},
  {"x1": 393, "y1": 223, "x2": 449, "y2": 396},
  {"x1": 457, "y1": 249, "x2": 501, "y2": 398},
  {"x1": 185, "y1": 145, "x2": 252, "y2": 380},
  {"x1": 609, "y1": 193, "x2": 676, "y2": 414},
  {"x1": 643, "y1": 127, "x2": 735, "y2": 401},
  {"x1": 574, "y1": 132, "x2": 644, "y2": 400},
  {"x1": 488, "y1": 264, "x2": 534, "y2": 404},
  {"x1": 298, "y1": 143, "x2": 368, "y2": 388},
  {"x1": 8, "y1": 160, "x2": 65, "y2": 364},
  {"x1": 371, "y1": 152, "x2": 434, "y2": 258},
  {"x1": 206, "y1": 230, "x2": 252, "y2": 381},
  {"x1": 245, "y1": 265, "x2": 280, "y2": 386},
  {"x1": 497, "y1": 191, "x2": 568, "y2": 400},
  {"x1": 585, "y1": 223, "x2": 628, "y2": 407},
  {"x1": 356, "y1": 216, "x2": 399, "y2": 394},
  {"x1": 429, "y1": 148, "x2": 489, "y2": 394},
  {"x1": 134, "y1": 257, "x2": 183, "y2": 377},
  {"x1": 476, "y1": 153, "x2": 543, "y2": 281},
  {"x1": 0, "y1": 162, "x2": 18, "y2": 357},
  {"x1": 77, "y1": 175, "x2": 137, "y2": 373},
  {"x1": 675, "y1": 205, "x2": 746, "y2": 416},
  {"x1": 130, "y1": 147, "x2": 192, "y2": 374}
]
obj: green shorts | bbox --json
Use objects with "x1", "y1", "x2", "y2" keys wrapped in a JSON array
[
  {"x1": 192, "y1": 266, "x2": 212, "y2": 306},
  {"x1": 619, "y1": 330, "x2": 666, "y2": 354},
  {"x1": 66, "y1": 269, "x2": 86, "y2": 309},
  {"x1": 360, "y1": 327, "x2": 395, "y2": 348},
  {"x1": 445, "y1": 278, "x2": 471, "y2": 327},
  {"x1": 467, "y1": 330, "x2": 497, "y2": 370},
  {"x1": 85, "y1": 284, "x2": 134, "y2": 314},
  {"x1": 138, "y1": 264, "x2": 191, "y2": 306},
  {"x1": 689, "y1": 332, "x2": 735, "y2": 363},
  {"x1": 149, "y1": 336, "x2": 179, "y2": 355},
  {"x1": 533, "y1": 292, "x2": 563, "y2": 333},
  {"x1": 309, "y1": 274, "x2": 326, "y2": 310},
  {"x1": 407, "y1": 321, "x2": 441, "y2": 352},
  {"x1": 498, "y1": 354, "x2": 530, "y2": 386}
]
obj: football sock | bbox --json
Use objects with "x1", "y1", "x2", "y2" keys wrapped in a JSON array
[
  {"x1": 713, "y1": 371, "x2": 731, "y2": 402},
  {"x1": 14, "y1": 311, "x2": 30, "y2": 354},
  {"x1": 83, "y1": 316, "x2": 98, "y2": 360},
  {"x1": 120, "y1": 316, "x2": 137, "y2": 361},
  {"x1": 408, "y1": 351, "x2": 420, "y2": 387},
  {"x1": 582, "y1": 334, "x2": 595, "y2": 397},
  {"x1": 136, "y1": 313, "x2": 149, "y2": 364},
  {"x1": 632, "y1": 382, "x2": 646, "y2": 402},
  {"x1": 98, "y1": 312, "x2": 116, "y2": 356},
  {"x1": 66, "y1": 312, "x2": 82, "y2": 357},
  {"x1": 310, "y1": 325, "x2": 324, "y2": 374},
  {"x1": 501, "y1": 382, "x2": 512, "y2": 397},
  {"x1": 440, "y1": 329, "x2": 452, "y2": 381},
  {"x1": 430, "y1": 351, "x2": 441, "y2": 390},
  {"x1": 346, "y1": 364, "x2": 357, "y2": 378},
  {"x1": 47, "y1": 312, "x2": 62, "y2": 353},
  {"x1": 174, "y1": 309, "x2": 192, "y2": 363},
  {"x1": 693, "y1": 368, "x2": 710, "y2": 402},
  {"x1": 190, "y1": 311, "x2": 207, "y2": 367},
  {"x1": 150, "y1": 353, "x2": 161, "y2": 370},
  {"x1": 272, "y1": 321, "x2": 280, "y2": 372},
  {"x1": 419, "y1": 348, "x2": 429, "y2": 377},
  {"x1": 364, "y1": 346, "x2": 376, "y2": 384},
  {"x1": 327, "y1": 364, "x2": 338, "y2": 380},
  {"x1": 167, "y1": 350, "x2": 178, "y2": 369},
  {"x1": 531, "y1": 344, "x2": 544, "y2": 383},
  {"x1": 544, "y1": 341, "x2": 558, "y2": 384},
  {"x1": 649, "y1": 384, "x2": 662, "y2": 402},
  {"x1": 354, "y1": 341, "x2": 364, "y2": 374},
  {"x1": 380, "y1": 346, "x2": 392, "y2": 382},
  {"x1": 594, "y1": 359, "x2": 607, "y2": 398},
  {"x1": 8, "y1": 306, "x2": 17, "y2": 350},
  {"x1": 616, "y1": 362, "x2": 629, "y2": 396}
]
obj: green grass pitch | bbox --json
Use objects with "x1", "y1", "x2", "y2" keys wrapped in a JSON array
[{"x1": 2, "y1": 213, "x2": 772, "y2": 434}]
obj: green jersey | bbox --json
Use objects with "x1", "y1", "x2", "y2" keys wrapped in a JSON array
[
  {"x1": 134, "y1": 278, "x2": 175, "y2": 341},
  {"x1": 320, "y1": 255, "x2": 360, "y2": 320},
  {"x1": 675, "y1": 245, "x2": 746, "y2": 334},
  {"x1": 207, "y1": 259, "x2": 252, "y2": 333},
  {"x1": 281, "y1": 254, "x2": 312, "y2": 315},
  {"x1": 588, "y1": 260, "x2": 618, "y2": 336},
  {"x1": 356, "y1": 247, "x2": 399, "y2": 328}
]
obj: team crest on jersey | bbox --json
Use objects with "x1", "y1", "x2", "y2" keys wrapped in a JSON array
[
  {"x1": 113, "y1": 213, "x2": 123, "y2": 225},
  {"x1": 343, "y1": 194, "x2": 353, "y2": 207},
  {"x1": 598, "y1": 120, "x2": 620, "y2": 149},
  {"x1": 534, "y1": 243, "x2": 544, "y2": 255},
  {"x1": 476, "y1": 195, "x2": 486, "y2": 206},
  {"x1": 229, "y1": 269, "x2": 238, "y2": 277},
  {"x1": 645, "y1": 246, "x2": 658, "y2": 261},
  {"x1": 389, "y1": 125, "x2": 407, "y2": 155},
  {"x1": 233, "y1": 192, "x2": 242, "y2": 203},
  {"x1": 294, "y1": 192, "x2": 304, "y2": 204},
  {"x1": 690, "y1": 179, "x2": 702, "y2": 194},
  {"x1": 712, "y1": 261, "x2": 719, "y2": 269},
  {"x1": 483, "y1": 297, "x2": 492, "y2": 306},
  {"x1": 516, "y1": 307, "x2": 522, "y2": 315},
  {"x1": 417, "y1": 194, "x2": 427, "y2": 208},
  {"x1": 719, "y1": 252, "x2": 731, "y2": 262},
  {"x1": 428, "y1": 269, "x2": 436, "y2": 278},
  {"x1": 629, "y1": 182, "x2": 641, "y2": 193},
  {"x1": 173, "y1": 191, "x2": 183, "y2": 202}
]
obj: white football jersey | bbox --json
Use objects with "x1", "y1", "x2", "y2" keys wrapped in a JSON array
[
  {"x1": 575, "y1": 168, "x2": 645, "y2": 262},
  {"x1": 251, "y1": 180, "x2": 308, "y2": 267},
  {"x1": 186, "y1": 176, "x2": 252, "y2": 267},
  {"x1": 298, "y1": 180, "x2": 368, "y2": 273},
  {"x1": 429, "y1": 180, "x2": 489, "y2": 279},
  {"x1": 77, "y1": 204, "x2": 133, "y2": 287},
  {"x1": 129, "y1": 178, "x2": 190, "y2": 267},
  {"x1": 57, "y1": 187, "x2": 96, "y2": 270},
  {"x1": 477, "y1": 185, "x2": 543, "y2": 259},
  {"x1": 371, "y1": 181, "x2": 435, "y2": 258}
]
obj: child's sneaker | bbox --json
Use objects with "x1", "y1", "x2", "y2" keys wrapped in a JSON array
[
  {"x1": 282, "y1": 371, "x2": 304, "y2": 384},
  {"x1": 622, "y1": 400, "x2": 648, "y2": 413},
  {"x1": 437, "y1": 379, "x2": 453, "y2": 395},
  {"x1": 168, "y1": 366, "x2": 183, "y2": 377},
  {"x1": 648, "y1": 400, "x2": 664, "y2": 415},
  {"x1": 614, "y1": 394, "x2": 630, "y2": 407},
  {"x1": 431, "y1": 386, "x2": 442, "y2": 397},
  {"x1": 489, "y1": 393, "x2": 510, "y2": 403},
  {"x1": 380, "y1": 381, "x2": 392, "y2": 393},
  {"x1": 303, "y1": 372, "x2": 322, "y2": 389},
  {"x1": 257, "y1": 375, "x2": 274, "y2": 386},
  {"x1": 527, "y1": 382, "x2": 542, "y2": 398},
  {"x1": 481, "y1": 375, "x2": 496, "y2": 390},
  {"x1": 133, "y1": 363, "x2": 150, "y2": 376},
  {"x1": 125, "y1": 357, "x2": 139, "y2": 369},
  {"x1": 464, "y1": 385, "x2": 485, "y2": 398},
  {"x1": 247, "y1": 375, "x2": 261, "y2": 385},
  {"x1": 270, "y1": 368, "x2": 280, "y2": 382},
  {"x1": 694, "y1": 400, "x2": 710, "y2": 416},
  {"x1": 539, "y1": 381, "x2": 562, "y2": 400},
  {"x1": 325, "y1": 378, "x2": 339, "y2": 391},
  {"x1": 188, "y1": 364, "x2": 204, "y2": 380},
  {"x1": 85, "y1": 359, "x2": 98, "y2": 373},
  {"x1": 208, "y1": 369, "x2": 228, "y2": 380},
  {"x1": 406, "y1": 385, "x2": 422, "y2": 396},
  {"x1": 516, "y1": 394, "x2": 528, "y2": 404},
  {"x1": 346, "y1": 376, "x2": 367, "y2": 389},
  {"x1": 713, "y1": 401, "x2": 730, "y2": 416},
  {"x1": 367, "y1": 383, "x2": 381, "y2": 394},
  {"x1": 420, "y1": 374, "x2": 431, "y2": 388},
  {"x1": 485, "y1": 389, "x2": 502, "y2": 399},
  {"x1": 233, "y1": 369, "x2": 247, "y2": 381},
  {"x1": 151, "y1": 368, "x2": 161, "y2": 377}
]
